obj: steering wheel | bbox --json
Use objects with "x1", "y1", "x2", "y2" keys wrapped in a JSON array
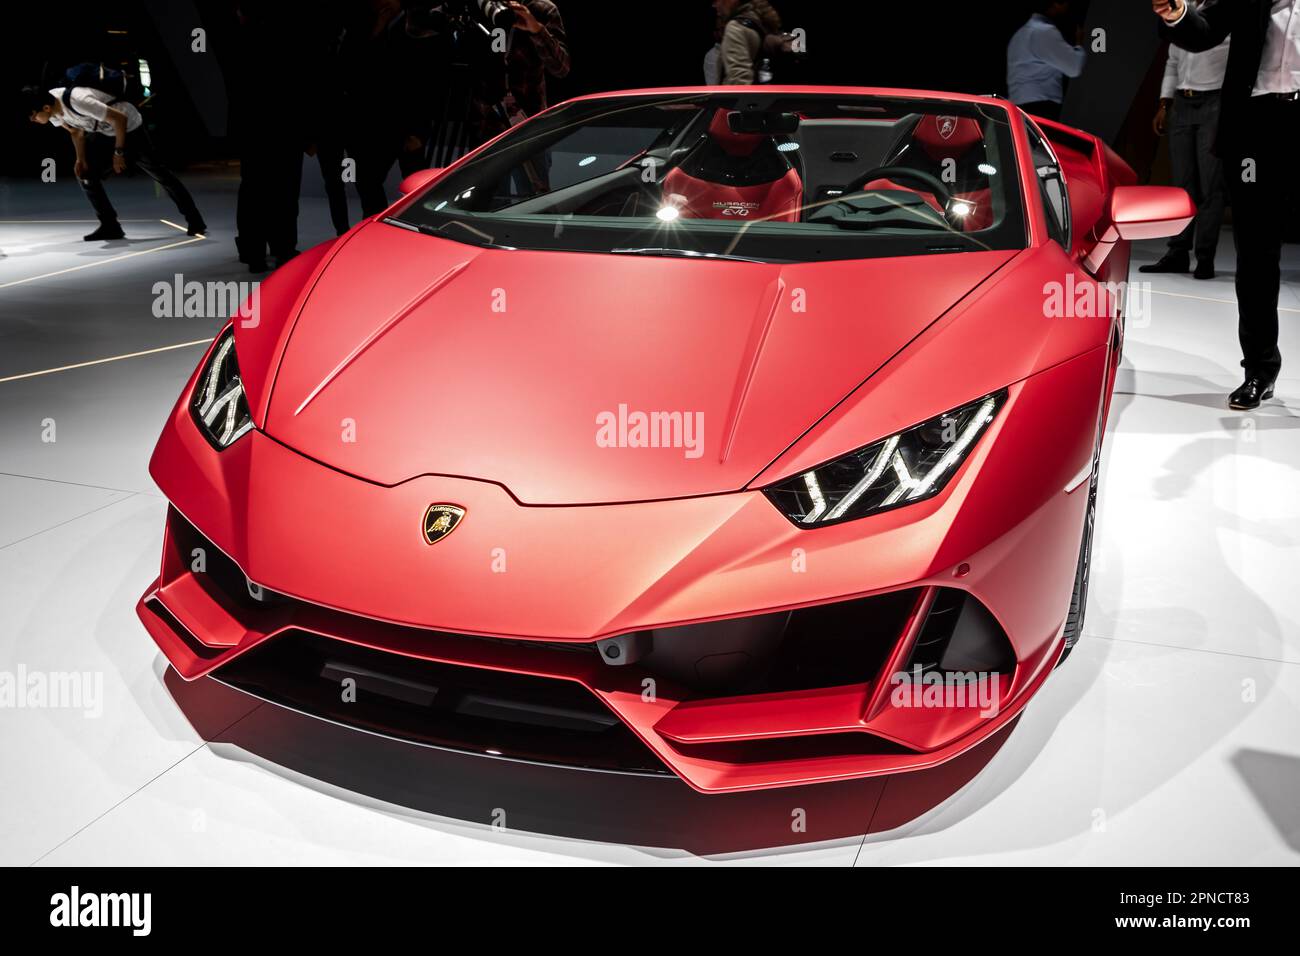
[{"x1": 841, "y1": 165, "x2": 954, "y2": 208}]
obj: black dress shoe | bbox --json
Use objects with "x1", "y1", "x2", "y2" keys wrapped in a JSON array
[
  {"x1": 186, "y1": 219, "x2": 208, "y2": 236},
  {"x1": 1139, "y1": 252, "x2": 1190, "y2": 274},
  {"x1": 83, "y1": 223, "x2": 125, "y2": 241},
  {"x1": 1193, "y1": 260, "x2": 1215, "y2": 280},
  {"x1": 1228, "y1": 377, "x2": 1276, "y2": 410},
  {"x1": 234, "y1": 235, "x2": 264, "y2": 265}
]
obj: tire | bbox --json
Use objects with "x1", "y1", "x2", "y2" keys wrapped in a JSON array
[{"x1": 1058, "y1": 436, "x2": 1100, "y2": 666}]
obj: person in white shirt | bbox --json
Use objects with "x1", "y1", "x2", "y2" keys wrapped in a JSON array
[
  {"x1": 1007, "y1": 1, "x2": 1088, "y2": 120},
  {"x1": 23, "y1": 85, "x2": 206, "y2": 242},
  {"x1": 1155, "y1": 0, "x2": 1300, "y2": 409},
  {"x1": 1142, "y1": 7, "x2": 1230, "y2": 279}
]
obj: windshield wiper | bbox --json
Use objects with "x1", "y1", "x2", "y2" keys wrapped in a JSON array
[
  {"x1": 381, "y1": 216, "x2": 516, "y2": 250},
  {"x1": 610, "y1": 247, "x2": 771, "y2": 264}
]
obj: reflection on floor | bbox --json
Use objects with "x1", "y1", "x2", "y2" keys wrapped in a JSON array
[{"x1": 0, "y1": 174, "x2": 1297, "y2": 864}]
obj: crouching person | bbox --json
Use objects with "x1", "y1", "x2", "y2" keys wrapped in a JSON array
[{"x1": 23, "y1": 84, "x2": 207, "y2": 240}]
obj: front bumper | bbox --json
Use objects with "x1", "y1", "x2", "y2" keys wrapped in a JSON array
[{"x1": 138, "y1": 348, "x2": 1099, "y2": 792}]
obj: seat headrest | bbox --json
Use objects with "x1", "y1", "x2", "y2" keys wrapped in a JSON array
[
  {"x1": 913, "y1": 115, "x2": 984, "y2": 161},
  {"x1": 707, "y1": 108, "x2": 766, "y2": 157}
]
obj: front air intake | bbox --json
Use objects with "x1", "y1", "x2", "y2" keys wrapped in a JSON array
[
  {"x1": 213, "y1": 632, "x2": 671, "y2": 776},
  {"x1": 907, "y1": 589, "x2": 1015, "y2": 677}
]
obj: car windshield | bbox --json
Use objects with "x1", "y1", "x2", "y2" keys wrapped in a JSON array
[{"x1": 391, "y1": 92, "x2": 1027, "y2": 264}]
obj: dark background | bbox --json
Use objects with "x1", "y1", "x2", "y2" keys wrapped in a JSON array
[{"x1": 1, "y1": 0, "x2": 1173, "y2": 180}]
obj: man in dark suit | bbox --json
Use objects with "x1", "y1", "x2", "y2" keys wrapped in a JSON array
[{"x1": 1154, "y1": 0, "x2": 1300, "y2": 409}]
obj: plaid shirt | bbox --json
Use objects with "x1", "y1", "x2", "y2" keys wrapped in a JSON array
[
  {"x1": 435, "y1": 1, "x2": 572, "y2": 160},
  {"x1": 501, "y1": 1, "x2": 571, "y2": 122}
]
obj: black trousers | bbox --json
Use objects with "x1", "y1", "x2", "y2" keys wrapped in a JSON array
[
  {"x1": 1227, "y1": 96, "x2": 1298, "y2": 382},
  {"x1": 79, "y1": 127, "x2": 202, "y2": 226},
  {"x1": 314, "y1": 135, "x2": 351, "y2": 237},
  {"x1": 236, "y1": 130, "x2": 303, "y2": 261},
  {"x1": 349, "y1": 126, "x2": 429, "y2": 218},
  {"x1": 1166, "y1": 91, "x2": 1226, "y2": 263}
]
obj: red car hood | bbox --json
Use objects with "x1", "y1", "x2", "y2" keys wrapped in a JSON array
[{"x1": 263, "y1": 223, "x2": 1014, "y2": 504}]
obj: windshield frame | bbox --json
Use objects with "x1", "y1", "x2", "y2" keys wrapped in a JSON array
[{"x1": 388, "y1": 90, "x2": 1029, "y2": 265}]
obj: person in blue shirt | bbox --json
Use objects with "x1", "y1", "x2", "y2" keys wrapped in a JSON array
[{"x1": 1007, "y1": 1, "x2": 1088, "y2": 120}]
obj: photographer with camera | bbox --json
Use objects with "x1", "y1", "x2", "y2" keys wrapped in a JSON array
[
  {"x1": 438, "y1": 1, "x2": 571, "y2": 139},
  {"x1": 342, "y1": 2, "x2": 567, "y2": 214},
  {"x1": 340, "y1": 2, "x2": 447, "y2": 217},
  {"x1": 498, "y1": 2, "x2": 570, "y2": 124}
]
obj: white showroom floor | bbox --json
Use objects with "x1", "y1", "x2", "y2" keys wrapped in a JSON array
[{"x1": 0, "y1": 176, "x2": 1297, "y2": 865}]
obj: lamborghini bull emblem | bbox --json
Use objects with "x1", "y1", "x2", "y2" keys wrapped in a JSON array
[
  {"x1": 422, "y1": 504, "x2": 466, "y2": 544},
  {"x1": 937, "y1": 115, "x2": 958, "y2": 140}
]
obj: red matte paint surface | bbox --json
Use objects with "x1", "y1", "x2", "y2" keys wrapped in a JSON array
[{"x1": 138, "y1": 88, "x2": 1192, "y2": 791}]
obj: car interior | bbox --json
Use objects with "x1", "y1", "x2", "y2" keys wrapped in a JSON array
[{"x1": 453, "y1": 102, "x2": 1012, "y2": 237}]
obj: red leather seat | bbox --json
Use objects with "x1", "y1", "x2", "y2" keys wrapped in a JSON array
[
  {"x1": 913, "y1": 114, "x2": 986, "y2": 160},
  {"x1": 662, "y1": 109, "x2": 803, "y2": 223},
  {"x1": 864, "y1": 114, "x2": 994, "y2": 232}
]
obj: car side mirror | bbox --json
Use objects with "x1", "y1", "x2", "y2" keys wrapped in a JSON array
[
  {"x1": 1109, "y1": 186, "x2": 1197, "y2": 240},
  {"x1": 1083, "y1": 186, "x2": 1195, "y2": 273},
  {"x1": 399, "y1": 168, "x2": 445, "y2": 195}
]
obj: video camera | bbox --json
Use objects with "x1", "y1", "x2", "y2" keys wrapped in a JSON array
[{"x1": 410, "y1": 0, "x2": 516, "y2": 37}]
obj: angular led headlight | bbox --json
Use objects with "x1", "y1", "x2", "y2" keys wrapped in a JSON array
[
  {"x1": 765, "y1": 391, "x2": 1007, "y2": 526},
  {"x1": 191, "y1": 328, "x2": 254, "y2": 449}
]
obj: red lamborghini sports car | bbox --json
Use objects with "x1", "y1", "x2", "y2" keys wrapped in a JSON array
[{"x1": 138, "y1": 88, "x2": 1193, "y2": 793}]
